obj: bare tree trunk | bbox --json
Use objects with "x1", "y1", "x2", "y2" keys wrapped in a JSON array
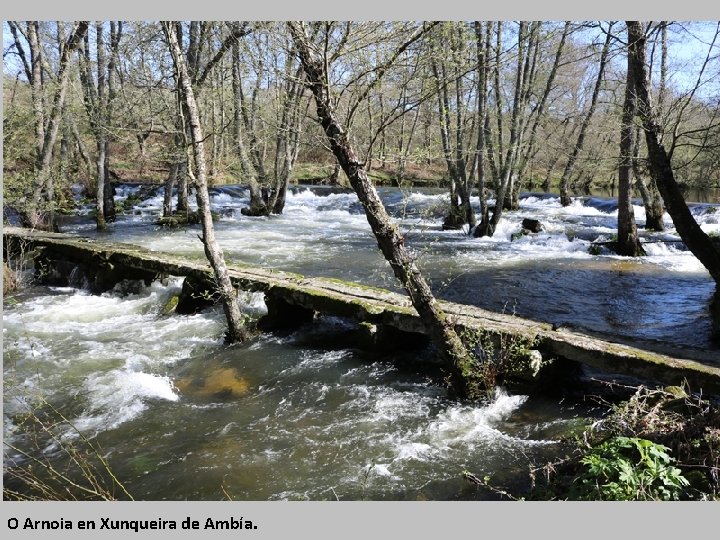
[
  {"x1": 103, "y1": 21, "x2": 121, "y2": 224},
  {"x1": 478, "y1": 22, "x2": 528, "y2": 236},
  {"x1": 232, "y1": 34, "x2": 269, "y2": 217},
  {"x1": 627, "y1": 20, "x2": 720, "y2": 338},
  {"x1": 559, "y1": 24, "x2": 613, "y2": 207},
  {"x1": 79, "y1": 22, "x2": 120, "y2": 230},
  {"x1": 507, "y1": 21, "x2": 540, "y2": 211},
  {"x1": 269, "y1": 64, "x2": 304, "y2": 215},
  {"x1": 452, "y1": 25, "x2": 474, "y2": 229},
  {"x1": 94, "y1": 23, "x2": 108, "y2": 230},
  {"x1": 633, "y1": 23, "x2": 666, "y2": 232},
  {"x1": 633, "y1": 133, "x2": 665, "y2": 231},
  {"x1": 19, "y1": 21, "x2": 88, "y2": 229},
  {"x1": 431, "y1": 52, "x2": 464, "y2": 230},
  {"x1": 627, "y1": 21, "x2": 720, "y2": 283},
  {"x1": 163, "y1": 21, "x2": 249, "y2": 343},
  {"x1": 289, "y1": 21, "x2": 481, "y2": 399},
  {"x1": 474, "y1": 21, "x2": 492, "y2": 237},
  {"x1": 617, "y1": 52, "x2": 644, "y2": 257}
]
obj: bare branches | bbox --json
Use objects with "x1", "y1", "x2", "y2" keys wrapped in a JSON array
[{"x1": 195, "y1": 21, "x2": 251, "y2": 90}]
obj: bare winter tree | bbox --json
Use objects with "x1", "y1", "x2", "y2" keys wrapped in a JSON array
[
  {"x1": 7, "y1": 21, "x2": 89, "y2": 230},
  {"x1": 559, "y1": 23, "x2": 614, "y2": 207},
  {"x1": 627, "y1": 20, "x2": 720, "y2": 337},
  {"x1": 78, "y1": 21, "x2": 122, "y2": 230},
  {"x1": 233, "y1": 24, "x2": 305, "y2": 216},
  {"x1": 616, "y1": 37, "x2": 644, "y2": 257},
  {"x1": 288, "y1": 21, "x2": 483, "y2": 398},
  {"x1": 475, "y1": 22, "x2": 535, "y2": 236},
  {"x1": 429, "y1": 23, "x2": 475, "y2": 231},
  {"x1": 162, "y1": 21, "x2": 250, "y2": 343}
]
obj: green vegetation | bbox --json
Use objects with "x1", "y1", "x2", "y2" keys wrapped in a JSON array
[
  {"x1": 572, "y1": 436, "x2": 689, "y2": 500},
  {"x1": 526, "y1": 385, "x2": 719, "y2": 500}
]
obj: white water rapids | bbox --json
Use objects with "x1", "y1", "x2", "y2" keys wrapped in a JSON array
[{"x1": 3, "y1": 184, "x2": 719, "y2": 499}]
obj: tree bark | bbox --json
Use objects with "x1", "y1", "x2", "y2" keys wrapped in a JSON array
[
  {"x1": 633, "y1": 24, "x2": 666, "y2": 232},
  {"x1": 633, "y1": 137, "x2": 665, "y2": 231},
  {"x1": 559, "y1": 24, "x2": 613, "y2": 207},
  {"x1": 288, "y1": 22, "x2": 482, "y2": 399},
  {"x1": 616, "y1": 50, "x2": 644, "y2": 257},
  {"x1": 103, "y1": 21, "x2": 121, "y2": 224},
  {"x1": 627, "y1": 21, "x2": 720, "y2": 286},
  {"x1": 473, "y1": 21, "x2": 492, "y2": 237},
  {"x1": 163, "y1": 21, "x2": 250, "y2": 343},
  {"x1": 232, "y1": 33, "x2": 269, "y2": 217},
  {"x1": 21, "y1": 22, "x2": 88, "y2": 229}
]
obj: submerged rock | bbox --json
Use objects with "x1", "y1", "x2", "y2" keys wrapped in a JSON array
[
  {"x1": 174, "y1": 367, "x2": 251, "y2": 400},
  {"x1": 510, "y1": 218, "x2": 545, "y2": 241},
  {"x1": 155, "y1": 211, "x2": 202, "y2": 227},
  {"x1": 521, "y1": 218, "x2": 544, "y2": 233}
]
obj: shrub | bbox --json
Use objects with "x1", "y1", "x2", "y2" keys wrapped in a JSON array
[{"x1": 572, "y1": 436, "x2": 689, "y2": 501}]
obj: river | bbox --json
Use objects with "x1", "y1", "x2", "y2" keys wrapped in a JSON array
[{"x1": 3, "y1": 184, "x2": 719, "y2": 500}]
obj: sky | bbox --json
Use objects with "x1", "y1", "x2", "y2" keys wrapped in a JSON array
[{"x1": 5, "y1": 20, "x2": 719, "y2": 100}]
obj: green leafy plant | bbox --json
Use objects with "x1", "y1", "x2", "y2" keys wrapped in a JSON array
[{"x1": 573, "y1": 436, "x2": 689, "y2": 501}]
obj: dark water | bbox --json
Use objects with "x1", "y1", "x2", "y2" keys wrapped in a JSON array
[{"x1": 4, "y1": 184, "x2": 719, "y2": 500}]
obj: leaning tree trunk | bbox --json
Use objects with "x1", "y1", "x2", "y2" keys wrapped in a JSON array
[
  {"x1": 616, "y1": 53, "x2": 644, "y2": 257},
  {"x1": 559, "y1": 24, "x2": 613, "y2": 207},
  {"x1": 627, "y1": 21, "x2": 720, "y2": 283},
  {"x1": 163, "y1": 21, "x2": 249, "y2": 343},
  {"x1": 288, "y1": 22, "x2": 482, "y2": 399},
  {"x1": 627, "y1": 20, "x2": 720, "y2": 339},
  {"x1": 26, "y1": 22, "x2": 89, "y2": 230},
  {"x1": 232, "y1": 32, "x2": 269, "y2": 217}
]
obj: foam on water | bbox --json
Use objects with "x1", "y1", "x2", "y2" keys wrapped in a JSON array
[
  {"x1": 73, "y1": 369, "x2": 179, "y2": 434},
  {"x1": 3, "y1": 279, "x2": 226, "y2": 437},
  {"x1": 6, "y1": 185, "x2": 718, "y2": 499},
  {"x1": 337, "y1": 386, "x2": 543, "y2": 484}
]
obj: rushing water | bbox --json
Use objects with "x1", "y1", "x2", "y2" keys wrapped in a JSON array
[{"x1": 4, "y1": 184, "x2": 720, "y2": 500}]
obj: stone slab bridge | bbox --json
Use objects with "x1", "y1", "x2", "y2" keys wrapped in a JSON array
[{"x1": 4, "y1": 226, "x2": 720, "y2": 395}]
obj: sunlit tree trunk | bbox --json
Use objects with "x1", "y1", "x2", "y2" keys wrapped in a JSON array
[
  {"x1": 559, "y1": 24, "x2": 613, "y2": 207},
  {"x1": 289, "y1": 21, "x2": 482, "y2": 399},
  {"x1": 617, "y1": 51, "x2": 644, "y2": 257},
  {"x1": 10, "y1": 21, "x2": 88, "y2": 229},
  {"x1": 634, "y1": 22, "x2": 666, "y2": 232},
  {"x1": 163, "y1": 21, "x2": 249, "y2": 343},
  {"x1": 627, "y1": 21, "x2": 720, "y2": 281}
]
